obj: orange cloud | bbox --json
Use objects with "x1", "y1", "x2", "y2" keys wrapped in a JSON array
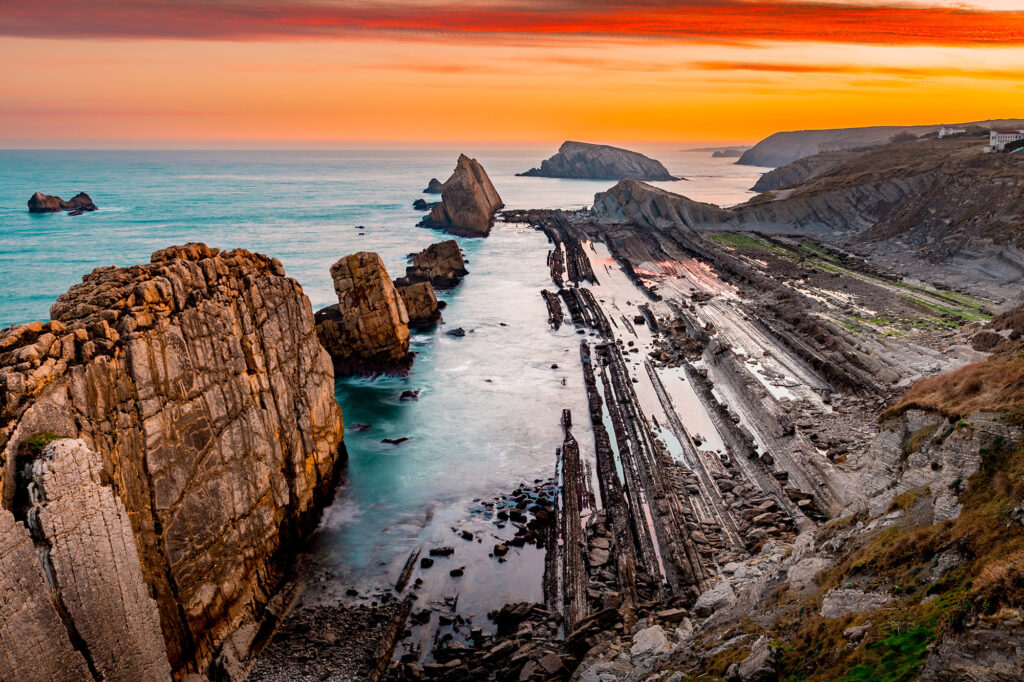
[{"x1": 1, "y1": 1, "x2": 1023, "y2": 46}]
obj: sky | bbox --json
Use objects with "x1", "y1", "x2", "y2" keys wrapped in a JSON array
[{"x1": 1, "y1": 0, "x2": 1023, "y2": 146}]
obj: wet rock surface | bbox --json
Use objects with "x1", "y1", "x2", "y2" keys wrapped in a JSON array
[
  {"x1": 0, "y1": 242, "x2": 345, "y2": 678},
  {"x1": 27, "y1": 191, "x2": 98, "y2": 213}
]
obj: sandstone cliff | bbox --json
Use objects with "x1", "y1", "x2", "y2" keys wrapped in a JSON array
[
  {"x1": 28, "y1": 191, "x2": 97, "y2": 214},
  {"x1": 519, "y1": 141, "x2": 679, "y2": 181},
  {"x1": 315, "y1": 251, "x2": 412, "y2": 374},
  {"x1": 420, "y1": 155, "x2": 503, "y2": 237},
  {"x1": 591, "y1": 179, "x2": 730, "y2": 231},
  {"x1": 395, "y1": 239, "x2": 468, "y2": 290},
  {"x1": 0, "y1": 243, "x2": 345, "y2": 679}
]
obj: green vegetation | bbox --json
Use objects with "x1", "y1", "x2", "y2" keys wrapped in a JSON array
[
  {"x1": 20, "y1": 432, "x2": 64, "y2": 458},
  {"x1": 838, "y1": 622, "x2": 937, "y2": 682},
  {"x1": 708, "y1": 232, "x2": 786, "y2": 253}
]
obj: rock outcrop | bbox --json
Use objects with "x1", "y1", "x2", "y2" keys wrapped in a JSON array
[
  {"x1": 0, "y1": 242, "x2": 345, "y2": 678},
  {"x1": 591, "y1": 179, "x2": 730, "y2": 230},
  {"x1": 397, "y1": 282, "x2": 441, "y2": 328},
  {"x1": 519, "y1": 141, "x2": 679, "y2": 181},
  {"x1": 315, "y1": 252, "x2": 412, "y2": 374},
  {"x1": 423, "y1": 178, "x2": 443, "y2": 194},
  {"x1": 395, "y1": 240, "x2": 468, "y2": 290},
  {"x1": 420, "y1": 155, "x2": 503, "y2": 237},
  {"x1": 750, "y1": 149, "x2": 860, "y2": 192},
  {"x1": 27, "y1": 191, "x2": 97, "y2": 214}
]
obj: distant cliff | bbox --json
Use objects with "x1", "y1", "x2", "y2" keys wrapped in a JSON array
[
  {"x1": 519, "y1": 141, "x2": 679, "y2": 181},
  {"x1": 0, "y1": 243, "x2": 345, "y2": 678},
  {"x1": 750, "y1": 150, "x2": 861, "y2": 192}
]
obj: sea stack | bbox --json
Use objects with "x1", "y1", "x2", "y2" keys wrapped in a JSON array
[
  {"x1": 315, "y1": 251, "x2": 413, "y2": 374},
  {"x1": 518, "y1": 141, "x2": 679, "y2": 181},
  {"x1": 0, "y1": 243, "x2": 345, "y2": 678},
  {"x1": 423, "y1": 178, "x2": 444, "y2": 194},
  {"x1": 27, "y1": 191, "x2": 98, "y2": 213},
  {"x1": 420, "y1": 155, "x2": 503, "y2": 237},
  {"x1": 397, "y1": 281, "x2": 441, "y2": 327},
  {"x1": 396, "y1": 239, "x2": 468, "y2": 290}
]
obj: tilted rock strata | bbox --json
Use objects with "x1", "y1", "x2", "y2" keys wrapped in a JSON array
[
  {"x1": 396, "y1": 282, "x2": 441, "y2": 328},
  {"x1": 0, "y1": 242, "x2": 345, "y2": 677},
  {"x1": 519, "y1": 141, "x2": 679, "y2": 181},
  {"x1": 395, "y1": 239, "x2": 468, "y2": 290},
  {"x1": 28, "y1": 191, "x2": 97, "y2": 213},
  {"x1": 315, "y1": 251, "x2": 412, "y2": 374},
  {"x1": 750, "y1": 150, "x2": 860, "y2": 192},
  {"x1": 591, "y1": 179, "x2": 731, "y2": 231},
  {"x1": 421, "y1": 155, "x2": 503, "y2": 237}
]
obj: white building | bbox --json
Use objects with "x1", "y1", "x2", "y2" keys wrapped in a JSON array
[
  {"x1": 987, "y1": 129, "x2": 1024, "y2": 153},
  {"x1": 938, "y1": 127, "x2": 966, "y2": 138}
]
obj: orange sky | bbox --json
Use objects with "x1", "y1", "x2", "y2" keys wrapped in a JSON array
[{"x1": 1, "y1": 0, "x2": 1023, "y2": 146}]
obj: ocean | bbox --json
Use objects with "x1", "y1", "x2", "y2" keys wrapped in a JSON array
[{"x1": 0, "y1": 145, "x2": 767, "y2": 635}]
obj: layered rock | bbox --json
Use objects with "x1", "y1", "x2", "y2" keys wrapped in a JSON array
[
  {"x1": 0, "y1": 242, "x2": 345, "y2": 678},
  {"x1": 591, "y1": 179, "x2": 730, "y2": 230},
  {"x1": 420, "y1": 155, "x2": 503, "y2": 237},
  {"x1": 397, "y1": 282, "x2": 441, "y2": 328},
  {"x1": 28, "y1": 191, "x2": 97, "y2": 213},
  {"x1": 750, "y1": 149, "x2": 860, "y2": 192},
  {"x1": 518, "y1": 141, "x2": 679, "y2": 181},
  {"x1": 395, "y1": 239, "x2": 468, "y2": 290},
  {"x1": 315, "y1": 252, "x2": 412, "y2": 374}
]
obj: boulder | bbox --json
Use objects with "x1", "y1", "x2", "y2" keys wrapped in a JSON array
[
  {"x1": 315, "y1": 251, "x2": 412, "y2": 374},
  {"x1": 820, "y1": 589, "x2": 891, "y2": 619},
  {"x1": 518, "y1": 141, "x2": 679, "y2": 181},
  {"x1": 0, "y1": 242, "x2": 345, "y2": 677},
  {"x1": 630, "y1": 625, "x2": 670, "y2": 656},
  {"x1": 693, "y1": 580, "x2": 736, "y2": 617},
  {"x1": 420, "y1": 155, "x2": 503, "y2": 237},
  {"x1": 737, "y1": 635, "x2": 776, "y2": 681},
  {"x1": 27, "y1": 191, "x2": 98, "y2": 213},
  {"x1": 396, "y1": 240, "x2": 468, "y2": 290},
  {"x1": 423, "y1": 177, "x2": 444, "y2": 194},
  {"x1": 397, "y1": 282, "x2": 441, "y2": 328}
]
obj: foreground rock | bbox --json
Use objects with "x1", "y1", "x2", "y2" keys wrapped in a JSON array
[
  {"x1": 420, "y1": 155, "x2": 503, "y2": 237},
  {"x1": 397, "y1": 281, "x2": 441, "y2": 327},
  {"x1": 518, "y1": 141, "x2": 679, "y2": 181},
  {"x1": 27, "y1": 191, "x2": 97, "y2": 213},
  {"x1": 0, "y1": 242, "x2": 345, "y2": 678},
  {"x1": 395, "y1": 239, "x2": 468, "y2": 290},
  {"x1": 315, "y1": 251, "x2": 412, "y2": 374}
]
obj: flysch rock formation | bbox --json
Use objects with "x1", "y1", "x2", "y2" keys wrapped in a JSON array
[
  {"x1": 750, "y1": 149, "x2": 861, "y2": 192},
  {"x1": 315, "y1": 251, "x2": 413, "y2": 374},
  {"x1": 518, "y1": 141, "x2": 679, "y2": 181},
  {"x1": 0, "y1": 242, "x2": 345, "y2": 679},
  {"x1": 420, "y1": 155, "x2": 503, "y2": 237},
  {"x1": 591, "y1": 179, "x2": 731, "y2": 231},
  {"x1": 395, "y1": 239, "x2": 468, "y2": 290},
  {"x1": 27, "y1": 191, "x2": 98, "y2": 214}
]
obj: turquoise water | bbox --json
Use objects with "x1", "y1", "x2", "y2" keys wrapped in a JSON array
[{"x1": 0, "y1": 146, "x2": 767, "y2": 633}]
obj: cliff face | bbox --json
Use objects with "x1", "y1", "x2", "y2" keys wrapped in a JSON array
[
  {"x1": 0, "y1": 243, "x2": 345, "y2": 678},
  {"x1": 421, "y1": 155, "x2": 503, "y2": 237},
  {"x1": 591, "y1": 179, "x2": 731, "y2": 231},
  {"x1": 750, "y1": 150, "x2": 861, "y2": 192},
  {"x1": 315, "y1": 251, "x2": 412, "y2": 374},
  {"x1": 518, "y1": 141, "x2": 679, "y2": 181}
]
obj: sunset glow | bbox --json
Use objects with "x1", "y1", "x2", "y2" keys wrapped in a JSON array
[{"x1": 2, "y1": 1, "x2": 1022, "y2": 145}]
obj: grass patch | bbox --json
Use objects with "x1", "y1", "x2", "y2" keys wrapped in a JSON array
[
  {"x1": 709, "y1": 232, "x2": 786, "y2": 254},
  {"x1": 887, "y1": 354, "x2": 1024, "y2": 421},
  {"x1": 838, "y1": 622, "x2": 936, "y2": 682}
]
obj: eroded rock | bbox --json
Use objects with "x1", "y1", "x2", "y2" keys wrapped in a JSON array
[{"x1": 420, "y1": 155, "x2": 503, "y2": 237}]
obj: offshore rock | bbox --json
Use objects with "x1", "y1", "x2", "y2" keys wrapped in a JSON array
[
  {"x1": 316, "y1": 251, "x2": 412, "y2": 374},
  {"x1": 396, "y1": 240, "x2": 468, "y2": 290},
  {"x1": 519, "y1": 141, "x2": 679, "y2": 181},
  {"x1": 423, "y1": 177, "x2": 444, "y2": 194},
  {"x1": 397, "y1": 282, "x2": 441, "y2": 328},
  {"x1": 0, "y1": 242, "x2": 345, "y2": 677},
  {"x1": 27, "y1": 191, "x2": 98, "y2": 213},
  {"x1": 420, "y1": 155, "x2": 503, "y2": 237},
  {"x1": 592, "y1": 179, "x2": 730, "y2": 230}
]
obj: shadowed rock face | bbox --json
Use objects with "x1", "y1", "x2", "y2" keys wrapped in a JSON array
[
  {"x1": 423, "y1": 177, "x2": 444, "y2": 194},
  {"x1": 397, "y1": 282, "x2": 441, "y2": 328},
  {"x1": 315, "y1": 251, "x2": 412, "y2": 374},
  {"x1": 0, "y1": 242, "x2": 345, "y2": 678},
  {"x1": 28, "y1": 191, "x2": 97, "y2": 213},
  {"x1": 396, "y1": 239, "x2": 468, "y2": 290},
  {"x1": 591, "y1": 179, "x2": 730, "y2": 230},
  {"x1": 518, "y1": 141, "x2": 679, "y2": 181},
  {"x1": 420, "y1": 155, "x2": 503, "y2": 237}
]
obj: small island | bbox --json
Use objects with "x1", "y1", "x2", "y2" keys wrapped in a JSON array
[{"x1": 518, "y1": 141, "x2": 680, "y2": 181}]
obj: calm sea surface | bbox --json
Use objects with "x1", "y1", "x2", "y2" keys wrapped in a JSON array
[{"x1": 0, "y1": 146, "x2": 767, "y2": 626}]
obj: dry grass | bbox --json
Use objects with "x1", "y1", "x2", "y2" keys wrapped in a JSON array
[{"x1": 884, "y1": 353, "x2": 1024, "y2": 421}]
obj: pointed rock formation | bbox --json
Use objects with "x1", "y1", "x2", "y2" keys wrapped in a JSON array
[
  {"x1": 420, "y1": 155, "x2": 503, "y2": 237},
  {"x1": 396, "y1": 239, "x2": 468, "y2": 290},
  {"x1": 315, "y1": 251, "x2": 412, "y2": 374},
  {"x1": 423, "y1": 177, "x2": 444, "y2": 194},
  {"x1": 397, "y1": 281, "x2": 441, "y2": 328},
  {"x1": 518, "y1": 141, "x2": 679, "y2": 181},
  {"x1": 0, "y1": 242, "x2": 345, "y2": 678},
  {"x1": 27, "y1": 191, "x2": 97, "y2": 213}
]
